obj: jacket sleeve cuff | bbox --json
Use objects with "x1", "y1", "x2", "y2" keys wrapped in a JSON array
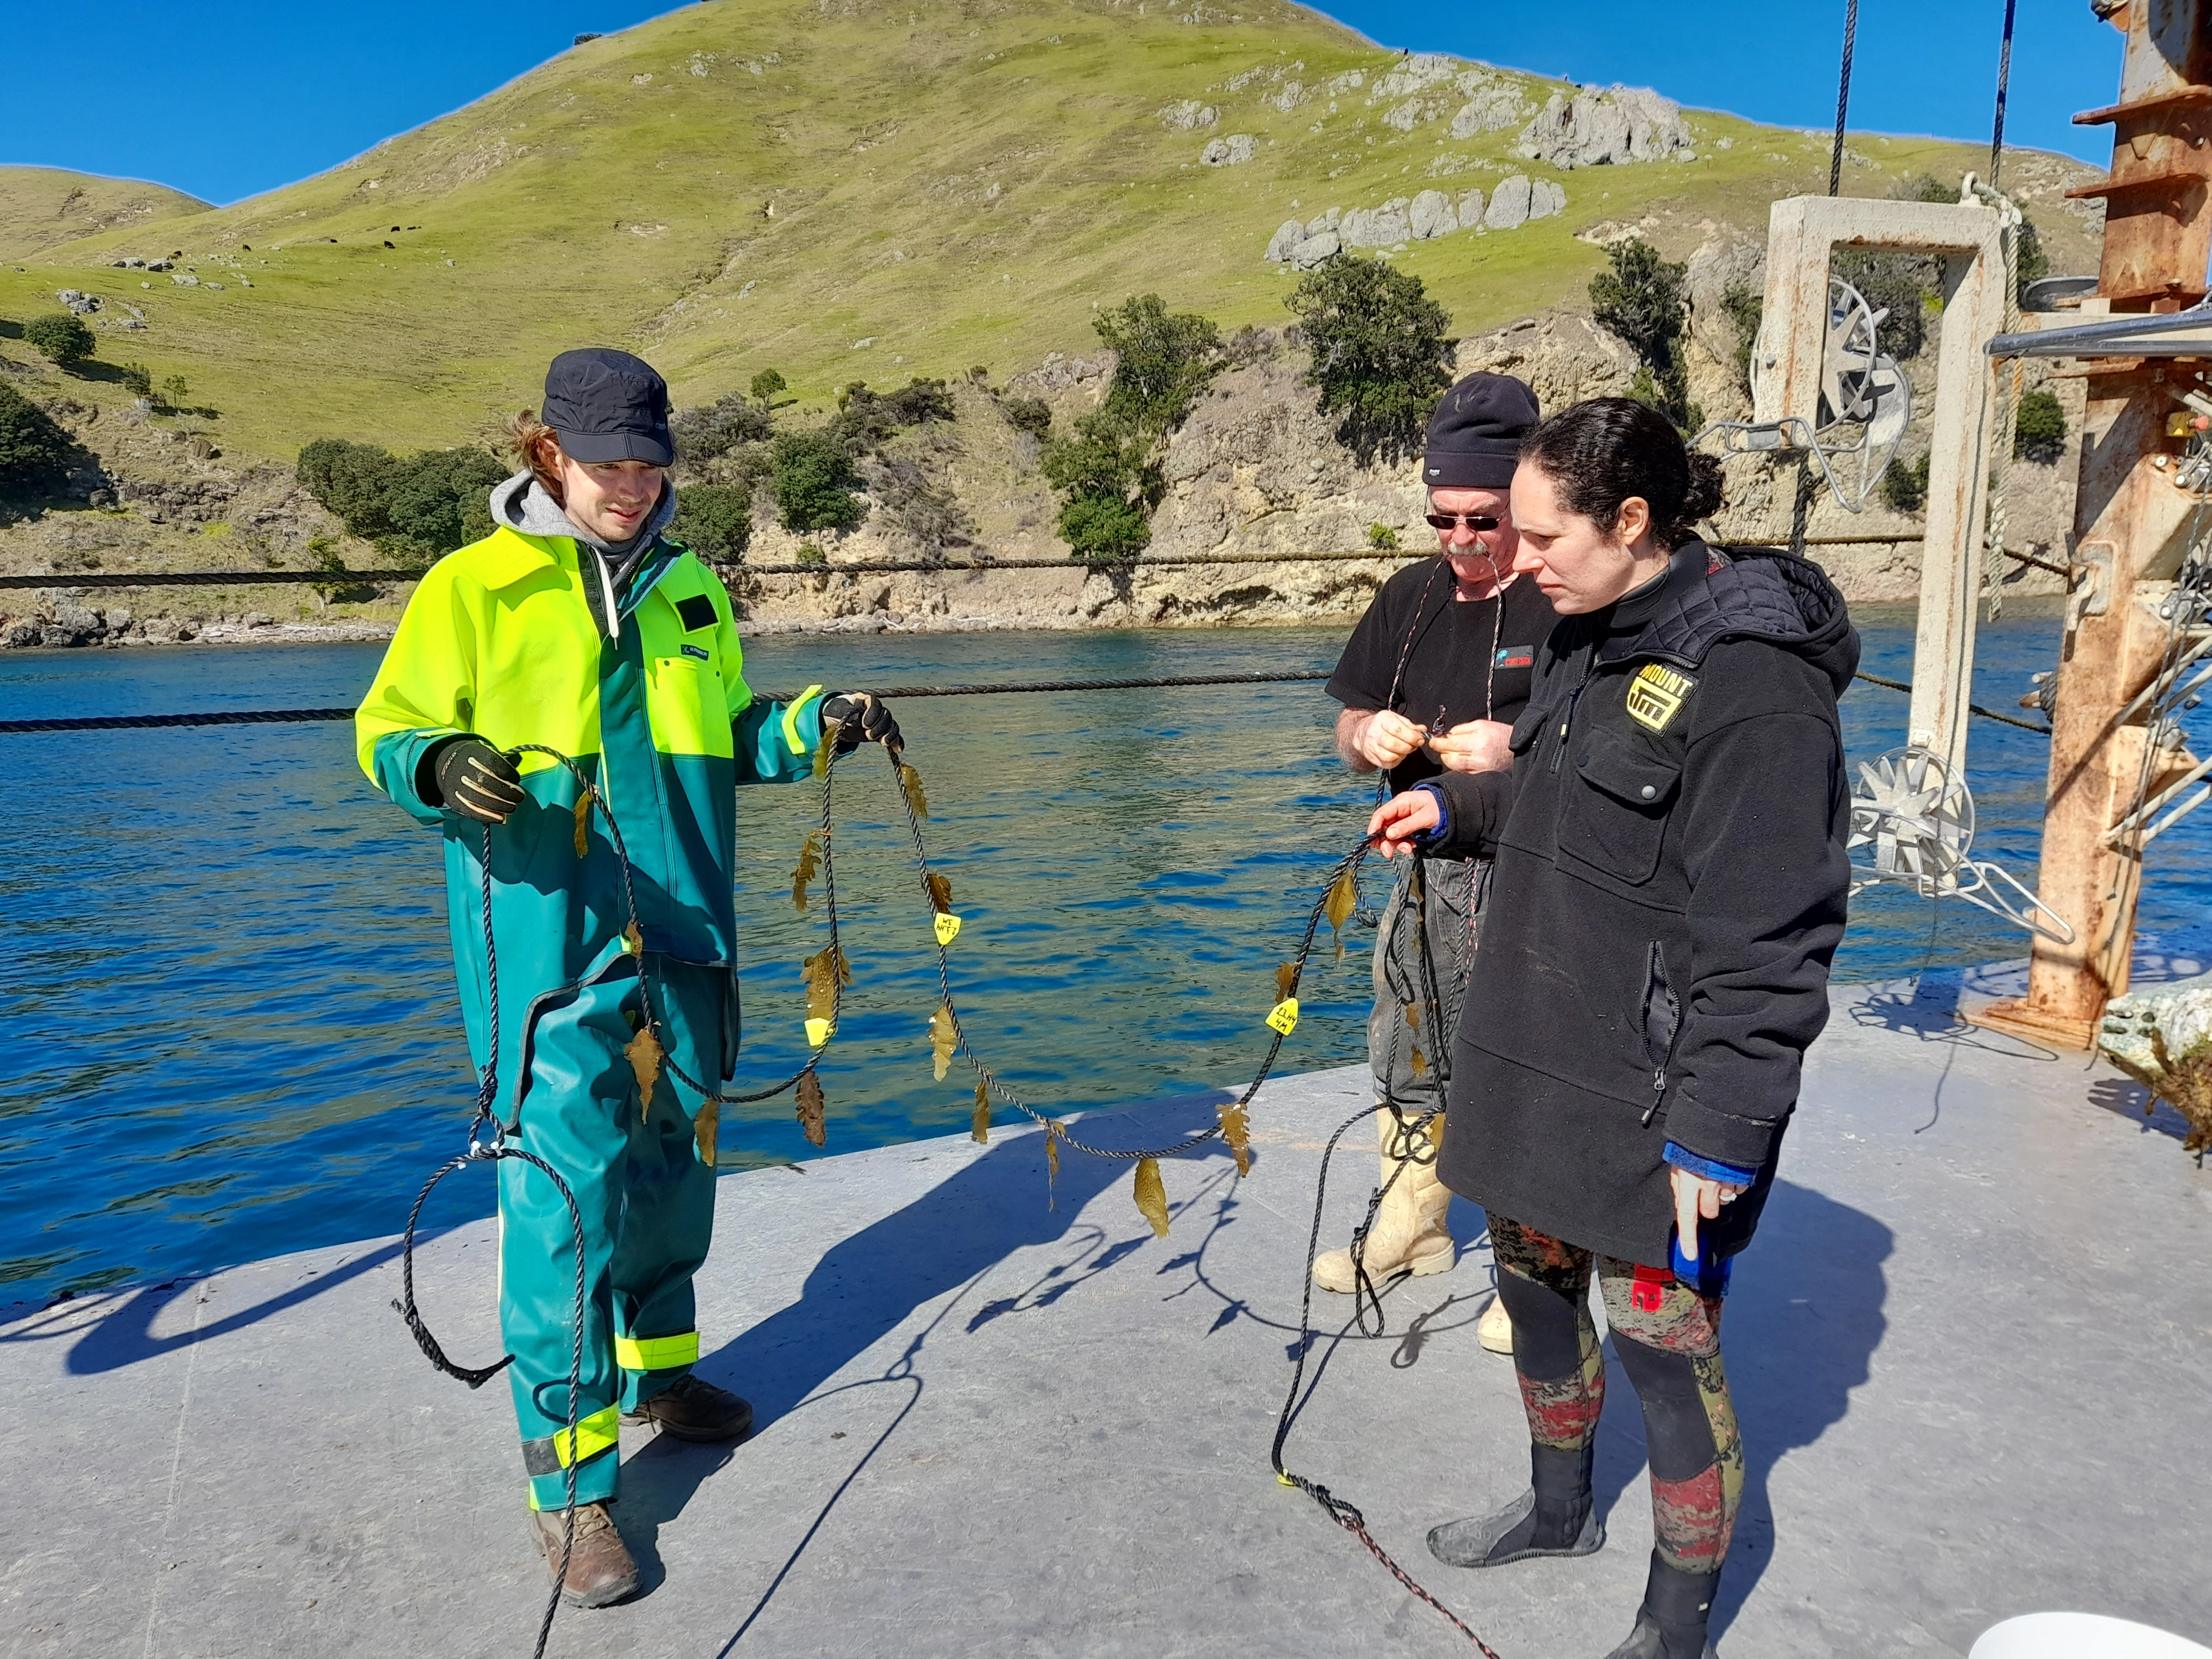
[
  {"x1": 732, "y1": 690, "x2": 822, "y2": 785},
  {"x1": 1410, "y1": 782, "x2": 1452, "y2": 844},
  {"x1": 371, "y1": 728, "x2": 460, "y2": 827},
  {"x1": 1658, "y1": 1093, "x2": 1782, "y2": 1174},
  {"x1": 1427, "y1": 769, "x2": 1512, "y2": 858},
  {"x1": 1662, "y1": 1140, "x2": 1759, "y2": 1187}
]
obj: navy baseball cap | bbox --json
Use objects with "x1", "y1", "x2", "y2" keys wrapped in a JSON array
[
  {"x1": 1422, "y1": 373, "x2": 1541, "y2": 490},
  {"x1": 541, "y1": 347, "x2": 674, "y2": 467}
]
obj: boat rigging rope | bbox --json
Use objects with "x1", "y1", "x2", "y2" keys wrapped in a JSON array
[
  {"x1": 1828, "y1": 0, "x2": 1860, "y2": 197},
  {"x1": 1989, "y1": 0, "x2": 2018, "y2": 189}
]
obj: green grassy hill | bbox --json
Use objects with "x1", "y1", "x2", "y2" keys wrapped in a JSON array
[
  {"x1": 0, "y1": 166, "x2": 207, "y2": 261},
  {"x1": 0, "y1": 0, "x2": 2101, "y2": 473}
]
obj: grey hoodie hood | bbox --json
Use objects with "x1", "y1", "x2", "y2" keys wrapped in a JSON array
[{"x1": 487, "y1": 469, "x2": 679, "y2": 640}]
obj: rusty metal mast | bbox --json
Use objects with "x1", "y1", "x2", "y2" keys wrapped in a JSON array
[{"x1": 1977, "y1": 0, "x2": 2212, "y2": 1050}]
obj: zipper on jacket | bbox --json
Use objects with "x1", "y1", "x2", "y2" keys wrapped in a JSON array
[
  {"x1": 1640, "y1": 940, "x2": 1681, "y2": 1126},
  {"x1": 1548, "y1": 677, "x2": 1594, "y2": 775}
]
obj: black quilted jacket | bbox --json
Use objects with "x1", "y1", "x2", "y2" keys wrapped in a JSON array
[{"x1": 1425, "y1": 541, "x2": 1858, "y2": 1266}]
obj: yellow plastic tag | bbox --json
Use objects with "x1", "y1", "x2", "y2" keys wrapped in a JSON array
[
  {"x1": 933, "y1": 912, "x2": 963, "y2": 947},
  {"x1": 805, "y1": 1017, "x2": 834, "y2": 1048},
  {"x1": 1266, "y1": 998, "x2": 1300, "y2": 1035}
]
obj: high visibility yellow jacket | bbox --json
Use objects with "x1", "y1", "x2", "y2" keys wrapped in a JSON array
[{"x1": 356, "y1": 524, "x2": 822, "y2": 1116}]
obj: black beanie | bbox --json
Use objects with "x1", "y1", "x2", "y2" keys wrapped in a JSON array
[{"x1": 1421, "y1": 373, "x2": 1541, "y2": 490}]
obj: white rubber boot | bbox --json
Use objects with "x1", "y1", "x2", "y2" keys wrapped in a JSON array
[
  {"x1": 1313, "y1": 1111, "x2": 1455, "y2": 1293},
  {"x1": 1477, "y1": 1293, "x2": 1515, "y2": 1354}
]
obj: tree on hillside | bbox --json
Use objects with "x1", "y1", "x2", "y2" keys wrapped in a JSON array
[
  {"x1": 1590, "y1": 238, "x2": 1699, "y2": 434},
  {"x1": 1285, "y1": 256, "x2": 1453, "y2": 469},
  {"x1": 24, "y1": 314, "x2": 96, "y2": 371},
  {"x1": 1094, "y1": 294, "x2": 1223, "y2": 435},
  {"x1": 1040, "y1": 294, "x2": 1221, "y2": 561},
  {"x1": 771, "y1": 431, "x2": 863, "y2": 533},
  {"x1": 0, "y1": 384, "x2": 73, "y2": 503},
  {"x1": 671, "y1": 483, "x2": 752, "y2": 560},
  {"x1": 295, "y1": 439, "x2": 503, "y2": 566}
]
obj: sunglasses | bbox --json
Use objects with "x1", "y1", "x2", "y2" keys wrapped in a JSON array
[{"x1": 1425, "y1": 513, "x2": 1501, "y2": 532}]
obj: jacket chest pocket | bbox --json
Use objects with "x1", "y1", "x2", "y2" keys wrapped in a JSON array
[
  {"x1": 1557, "y1": 722, "x2": 1681, "y2": 885},
  {"x1": 644, "y1": 653, "x2": 731, "y2": 758}
]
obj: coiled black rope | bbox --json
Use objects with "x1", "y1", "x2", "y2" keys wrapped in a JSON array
[
  {"x1": 392, "y1": 820, "x2": 587, "y2": 1659},
  {"x1": 1271, "y1": 1095, "x2": 1504, "y2": 1656}
]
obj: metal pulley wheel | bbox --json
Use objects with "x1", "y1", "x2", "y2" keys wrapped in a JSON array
[{"x1": 1847, "y1": 745, "x2": 2074, "y2": 942}]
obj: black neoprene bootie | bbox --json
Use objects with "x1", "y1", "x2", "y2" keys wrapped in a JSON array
[
  {"x1": 1601, "y1": 1551, "x2": 1720, "y2": 1658},
  {"x1": 1427, "y1": 1442, "x2": 1605, "y2": 1568}
]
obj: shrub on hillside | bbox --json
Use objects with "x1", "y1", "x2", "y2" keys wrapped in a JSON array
[
  {"x1": 117, "y1": 362, "x2": 153, "y2": 399},
  {"x1": 1721, "y1": 280, "x2": 1762, "y2": 398},
  {"x1": 1880, "y1": 452, "x2": 1930, "y2": 514},
  {"x1": 771, "y1": 431, "x2": 863, "y2": 533},
  {"x1": 1057, "y1": 493, "x2": 1151, "y2": 562},
  {"x1": 0, "y1": 383, "x2": 72, "y2": 500},
  {"x1": 296, "y1": 438, "x2": 503, "y2": 564},
  {"x1": 672, "y1": 393, "x2": 773, "y2": 465},
  {"x1": 24, "y1": 313, "x2": 96, "y2": 369},
  {"x1": 1002, "y1": 396, "x2": 1051, "y2": 438},
  {"x1": 830, "y1": 378, "x2": 956, "y2": 453},
  {"x1": 2014, "y1": 387, "x2": 2066, "y2": 463},
  {"x1": 1286, "y1": 255, "x2": 1453, "y2": 468},
  {"x1": 750, "y1": 368, "x2": 791, "y2": 408},
  {"x1": 671, "y1": 483, "x2": 752, "y2": 560},
  {"x1": 1591, "y1": 238, "x2": 1700, "y2": 432}
]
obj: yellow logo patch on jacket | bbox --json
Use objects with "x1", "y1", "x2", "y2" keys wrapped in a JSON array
[{"x1": 1625, "y1": 663, "x2": 1696, "y2": 732}]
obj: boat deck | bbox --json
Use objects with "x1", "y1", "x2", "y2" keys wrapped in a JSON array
[{"x1": 5, "y1": 971, "x2": 2209, "y2": 1658}]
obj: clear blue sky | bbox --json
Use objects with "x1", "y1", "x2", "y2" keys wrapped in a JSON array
[{"x1": 1, "y1": 1, "x2": 2122, "y2": 207}]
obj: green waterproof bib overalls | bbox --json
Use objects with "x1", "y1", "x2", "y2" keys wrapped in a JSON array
[{"x1": 356, "y1": 524, "x2": 823, "y2": 1510}]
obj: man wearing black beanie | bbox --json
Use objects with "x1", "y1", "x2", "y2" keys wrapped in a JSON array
[{"x1": 1317, "y1": 372, "x2": 1557, "y2": 1347}]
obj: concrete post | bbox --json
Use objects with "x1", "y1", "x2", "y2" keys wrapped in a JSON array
[{"x1": 1755, "y1": 196, "x2": 2007, "y2": 778}]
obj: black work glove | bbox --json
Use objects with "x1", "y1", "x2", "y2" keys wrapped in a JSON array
[
  {"x1": 820, "y1": 692, "x2": 901, "y2": 754},
  {"x1": 429, "y1": 737, "x2": 525, "y2": 825}
]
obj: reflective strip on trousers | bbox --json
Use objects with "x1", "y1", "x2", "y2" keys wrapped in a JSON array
[
  {"x1": 613, "y1": 1330, "x2": 700, "y2": 1373},
  {"x1": 521, "y1": 1405, "x2": 623, "y2": 1476}
]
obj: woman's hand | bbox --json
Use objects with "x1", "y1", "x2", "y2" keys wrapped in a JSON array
[
  {"x1": 1366, "y1": 791, "x2": 1440, "y2": 859},
  {"x1": 1670, "y1": 1166, "x2": 1744, "y2": 1265},
  {"x1": 1429, "y1": 718, "x2": 1514, "y2": 774},
  {"x1": 1351, "y1": 709, "x2": 1429, "y2": 771}
]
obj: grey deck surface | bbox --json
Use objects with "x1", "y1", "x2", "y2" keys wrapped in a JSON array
[{"x1": 5, "y1": 974, "x2": 2210, "y2": 1659}]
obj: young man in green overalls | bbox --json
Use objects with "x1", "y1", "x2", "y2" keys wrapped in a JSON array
[{"x1": 358, "y1": 348, "x2": 897, "y2": 1605}]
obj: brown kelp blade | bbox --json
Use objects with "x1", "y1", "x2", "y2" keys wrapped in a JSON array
[
  {"x1": 572, "y1": 794, "x2": 592, "y2": 858},
  {"x1": 693, "y1": 1098, "x2": 720, "y2": 1168},
  {"x1": 928, "y1": 1001, "x2": 958, "y2": 1082},
  {"x1": 926, "y1": 871, "x2": 954, "y2": 915},
  {"x1": 1219, "y1": 1100, "x2": 1252, "y2": 1177},
  {"x1": 1324, "y1": 867, "x2": 1359, "y2": 961},
  {"x1": 796, "y1": 1070, "x2": 827, "y2": 1147},
  {"x1": 792, "y1": 833, "x2": 822, "y2": 911},
  {"x1": 1275, "y1": 960, "x2": 1299, "y2": 1003},
  {"x1": 899, "y1": 762, "x2": 930, "y2": 822},
  {"x1": 971, "y1": 1078, "x2": 990, "y2": 1144},
  {"x1": 1133, "y1": 1157, "x2": 1170, "y2": 1238},
  {"x1": 625, "y1": 1024, "x2": 665, "y2": 1119}
]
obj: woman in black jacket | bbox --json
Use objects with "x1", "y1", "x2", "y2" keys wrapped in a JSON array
[{"x1": 1366, "y1": 399, "x2": 1858, "y2": 1659}]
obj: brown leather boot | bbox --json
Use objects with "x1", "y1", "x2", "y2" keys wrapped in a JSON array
[
  {"x1": 530, "y1": 1500, "x2": 641, "y2": 1608},
  {"x1": 620, "y1": 1373, "x2": 754, "y2": 1443}
]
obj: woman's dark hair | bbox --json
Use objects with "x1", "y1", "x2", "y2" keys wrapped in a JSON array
[{"x1": 1517, "y1": 397, "x2": 1724, "y2": 550}]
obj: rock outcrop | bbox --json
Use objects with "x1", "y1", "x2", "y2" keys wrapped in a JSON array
[
  {"x1": 1264, "y1": 177, "x2": 1563, "y2": 262},
  {"x1": 1519, "y1": 85, "x2": 1694, "y2": 168},
  {"x1": 1201, "y1": 133, "x2": 1256, "y2": 167},
  {"x1": 1157, "y1": 100, "x2": 1218, "y2": 130}
]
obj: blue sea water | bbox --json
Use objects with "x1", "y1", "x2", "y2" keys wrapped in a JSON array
[{"x1": 2, "y1": 611, "x2": 2206, "y2": 1301}]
